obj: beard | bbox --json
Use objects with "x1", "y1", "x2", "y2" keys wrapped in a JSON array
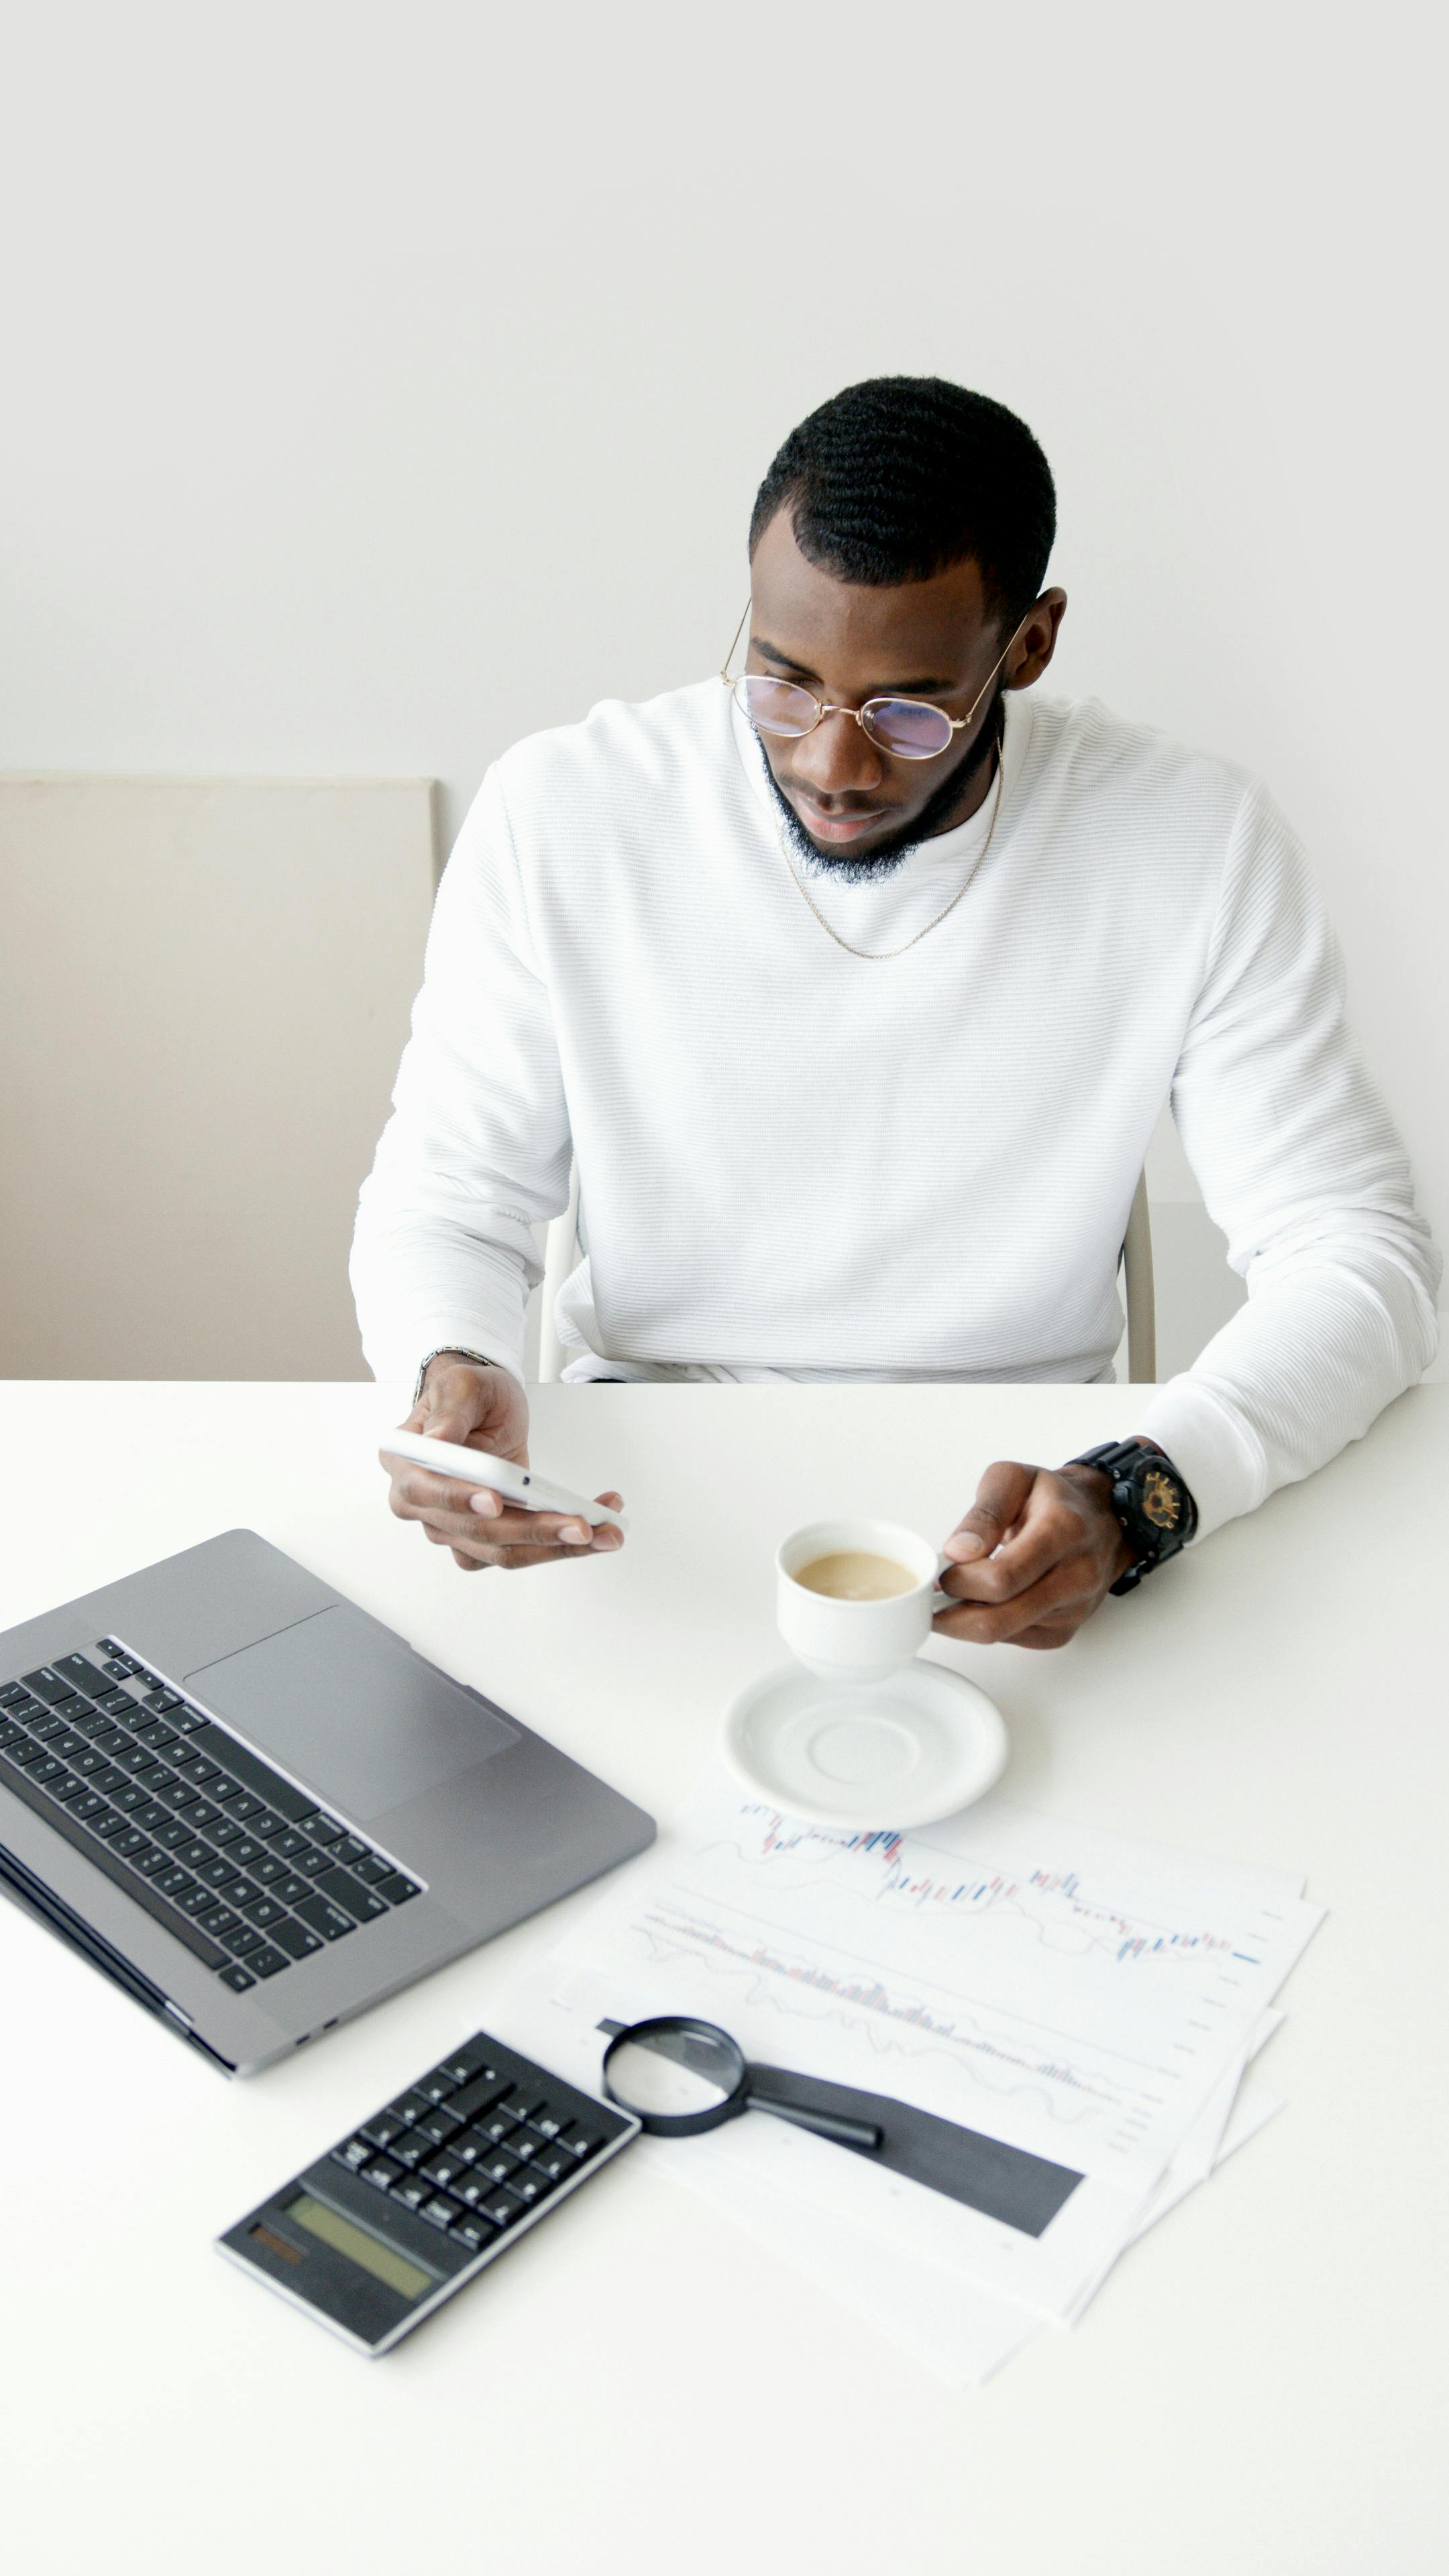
[{"x1": 760, "y1": 694, "x2": 1006, "y2": 883}]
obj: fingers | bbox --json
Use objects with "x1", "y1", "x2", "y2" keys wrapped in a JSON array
[
  {"x1": 932, "y1": 1547, "x2": 1097, "y2": 1647},
  {"x1": 394, "y1": 1467, "x2": 625, "y2": 1574},
  {"x1": 941, "y1": 1459, "x2": 1037, "y2": 1579}
]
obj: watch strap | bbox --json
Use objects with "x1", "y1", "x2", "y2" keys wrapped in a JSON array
[
  {"x1": 413, "y1": 1346, "x2": 498, "y2": 1407},
  {"x1": 1069, "y1": 1438, "x2": 1197, "y2": 1594}
]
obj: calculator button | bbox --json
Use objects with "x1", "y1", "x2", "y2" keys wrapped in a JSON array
[
  {"x1": 417, "y1": 2070, "x2": 458, "y2": 2104},
  {"x1": 413, "y1": 2106, "x2": 464, "y2": 2147},
  {"x1": 419, "y1": 2195, "x2": 458, "y2": 2232},
  {"x1": 530, "y1": 2112, "x2": 564, "y2": 2140},
  {"x1": 452, "y1": 2131, "x2": 486, "y2": 2165},
  {"x1": 389, "y1": 2131, "x2": 430, "y2": 2171},
  {"x1": 334, "y1": 2136, "x2": 373, "y2": 2170},
  {"x1": 360, "y1": 2113, "x2": 405, "y2": 2151},
  {"x1": 480, "y1": 2151, "x2": 520, "y2": 2187},
  {"x1": 449, "y1": 2214, "x2": 493, "y2": 2252},
  {"x1": 387, "y1": 2092, "x2": 431, "y2": 2126},
  {"x1": 510, "y1": 2135, "x2": 539, "y2": 2163},
  {"x1": 364, "y1": 2157, "x2": 402, "y2": 2193},
  {"x1": 391, "y1": 2176, "x2": 429, "y2": 2212},
  {"x1": 504, "y1": 2172, "x2": 550, "y2": 2208},
  {"x1": 478, "y1": 2110, "x2": 519, "y2": 2147},
  {"x1": 479, "y1": 2194, "x2": 519, "y2": 2231},
  {"x1": 557, "y1": 2128, "x2": 602, "y2": 2159},
  {"x1": 531, "y1": 2146, "x2": 572, "y2": 2184},
  {"x1": 449, "y1": 2071, "x2": 509, "y2": 2125},
  {"x1": 420, "y1": 2151, "x2": 466, "y2": 2192},
  {"x1": 218, "y1": 1964, "x2": 256, "y2": 1992},
  {"x1": 453, "y1": 2171, "x2": 491, "y2": 2208}
]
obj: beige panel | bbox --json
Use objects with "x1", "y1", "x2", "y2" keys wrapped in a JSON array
[{"x1": 1, "y1": 776, "x2": 436, "y2": 1378}]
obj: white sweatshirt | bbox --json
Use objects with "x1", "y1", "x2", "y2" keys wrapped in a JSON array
[{"x1": 350, "y1": 680, "x2": 1439, "y2": 1538}]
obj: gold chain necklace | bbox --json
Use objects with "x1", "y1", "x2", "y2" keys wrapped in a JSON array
[{"x1": 775, "y1": 744, "x2": 1006, "y2": 961}]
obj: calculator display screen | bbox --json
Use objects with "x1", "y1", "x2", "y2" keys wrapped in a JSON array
[{"x1": 286, "y1": 2194, "x2": 431, "y2": 2300}]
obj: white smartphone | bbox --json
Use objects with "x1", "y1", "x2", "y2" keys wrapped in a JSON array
[{"x1": 379, "y1": 1428, "x2": 627, "y2": 1532}]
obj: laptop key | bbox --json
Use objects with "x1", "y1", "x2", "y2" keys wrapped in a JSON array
[
  {"x1": 293, "y1": 1893, "x2": 355, "y2": 1943},
  {"x1": 21, "y1": 1670, "x2": 78, "y2": 1707},
  {"x1": 314, "y1": 1864, "x2": 388, "y2": 1923},
  {"x1": 242, "y1": 1896, "x2": 288, "y2": 1929},
  {"x1": 272, "y1": 1827, "x2": 311, "y2": 1860},
  {"x1": 31, "y1": 1756, "x2": 64, "y2": 1785},
  {"x1": 224, "y1": 1925, "x2": 264, "y2": 1957},
  {"x1": 269, "y1": 1916, "x2": 323, "y2": 1961},
  {"x1": 218, "y1": 1964, "x2": 256, "y2": 1992},
  {"x1": 376, "y1": 1872, "x2": 421, "y2": 1904},
  {"x1": 248, "y1": 1945, "x2": 288, "y2": 1978}
]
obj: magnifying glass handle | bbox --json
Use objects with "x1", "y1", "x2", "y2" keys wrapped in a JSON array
[{"x1": 747, "y1": 2095, "x2": 882, "y2": 2151}]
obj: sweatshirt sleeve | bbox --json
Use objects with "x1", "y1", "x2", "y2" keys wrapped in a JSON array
[
  {"x1": 349, "y1": 767, "x2": 570, "y2": 1392},
  {"x1": 1139, "y1": 784, "x2": 1440, "y2": 1536}
]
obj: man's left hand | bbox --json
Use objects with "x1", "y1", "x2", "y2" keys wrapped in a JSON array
[{"x1": 933, "y1": 1458, "x2": 1135, "y2": 1650}]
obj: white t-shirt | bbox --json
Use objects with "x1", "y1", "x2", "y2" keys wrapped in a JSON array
[{"x1": 350, "y1": 680, "x2": 1439, "y2": 1536}]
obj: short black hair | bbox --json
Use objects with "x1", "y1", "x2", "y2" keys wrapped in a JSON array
[{"x1": 749, "y1": 374, "x2": 1056, "y2": 627}]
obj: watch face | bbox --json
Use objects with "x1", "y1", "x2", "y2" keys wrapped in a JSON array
[{"x1": 1140, "y1": 1466, "x2": 1182, "y2": 1533}]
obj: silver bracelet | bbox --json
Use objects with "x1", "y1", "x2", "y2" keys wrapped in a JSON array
[{"x1": 413, "y1": 1346, "x2": 496, "y2": 1406}]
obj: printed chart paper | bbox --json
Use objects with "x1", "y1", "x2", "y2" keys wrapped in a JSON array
[{"x1": 555, "y1": 1774, "x2": 1323, "y2": 2193}]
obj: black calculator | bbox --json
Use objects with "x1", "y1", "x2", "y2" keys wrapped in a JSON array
[{"x1": 218, "y1": 2029, "x2": 639, "y2": 2354}]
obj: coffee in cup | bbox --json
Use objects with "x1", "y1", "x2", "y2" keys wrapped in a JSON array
[
  {"x1": 791, "y1": 1550, "x2": 917, "y2": 1601},
  {"x1": 777, "y1": 1517, "x2": 946, "y2": 1686}
]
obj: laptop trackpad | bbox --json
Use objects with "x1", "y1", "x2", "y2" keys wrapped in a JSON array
[{"x1": 184, "y1": 1605, "x2": 519, "y2": 1823}]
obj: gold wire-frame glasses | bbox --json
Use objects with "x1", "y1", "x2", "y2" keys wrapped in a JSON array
[{"x1": 720, "y1": 601, "x2": 1030, "y2": 760}]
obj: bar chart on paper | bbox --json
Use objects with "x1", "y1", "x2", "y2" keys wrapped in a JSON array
[{"x1": 562, "y1": 1783, "x2": 1323, "y2": 2188}]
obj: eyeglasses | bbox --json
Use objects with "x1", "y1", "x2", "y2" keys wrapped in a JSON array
[{"x1": 720, "y1": 602, "x2": 1029, "y2": 761}]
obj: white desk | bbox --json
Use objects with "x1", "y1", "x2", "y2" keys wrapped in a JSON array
[{"x1": 1, "y1": 1379, "x2": 1445, "y2": 2574}]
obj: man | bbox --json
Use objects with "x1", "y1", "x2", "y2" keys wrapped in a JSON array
[{"x1": 352, "y1": 376, "x2": 1438, "y2": 1646}]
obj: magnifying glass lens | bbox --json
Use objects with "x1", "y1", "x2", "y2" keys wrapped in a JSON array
[{"x1": 604, "y1": 2021, "x2": 744, "y2": 2122}]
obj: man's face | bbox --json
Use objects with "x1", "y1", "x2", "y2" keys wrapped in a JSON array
[{"x1": 744, "y1": 508, "x2": 1065, "y2": 869}]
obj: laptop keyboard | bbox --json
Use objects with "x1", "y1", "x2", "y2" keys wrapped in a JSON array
[{"x1": 0, "y1": 1638, "x2": 423, "y2": 1995}]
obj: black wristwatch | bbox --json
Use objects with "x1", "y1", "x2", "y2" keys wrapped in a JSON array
[{"x1": 1067, "y1": 1439, "x2": 1199, "y2": 1594}]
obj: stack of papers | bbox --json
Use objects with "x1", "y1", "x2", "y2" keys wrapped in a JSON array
[{"x1": 504, "y1": 1772, "x2": 1323, "y2": 2383}]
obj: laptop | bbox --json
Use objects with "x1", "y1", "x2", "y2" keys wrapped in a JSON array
[{"x1": 0, "y1": 1527, "x2": 655, "y2": 2074}]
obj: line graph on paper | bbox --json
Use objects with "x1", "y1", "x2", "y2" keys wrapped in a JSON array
[{"x1": 564, "y1": 1788, "x2": 1322, "y2": 2185}]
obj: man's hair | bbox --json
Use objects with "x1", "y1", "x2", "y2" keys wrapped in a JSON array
[{"x1": 749, "y1": 374, "x2": 1056, "y2": 627}]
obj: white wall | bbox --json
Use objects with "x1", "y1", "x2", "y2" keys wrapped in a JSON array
[{"x1": 3, "y1": 1, "x2": 1445, "y2": 1274}]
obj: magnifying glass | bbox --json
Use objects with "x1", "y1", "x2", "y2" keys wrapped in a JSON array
[{"x1": 601, "y1": 2015, "x2": 882, "y2": 2150}]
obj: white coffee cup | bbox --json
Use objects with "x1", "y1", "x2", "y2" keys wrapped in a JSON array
[{"x1": 777, "y1": 1517, "x2": 946, "y2": 1686}]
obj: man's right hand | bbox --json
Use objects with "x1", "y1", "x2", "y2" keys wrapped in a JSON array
[{"x1": 380, "y1": 1355, "x2": 625, "y2": 1574}]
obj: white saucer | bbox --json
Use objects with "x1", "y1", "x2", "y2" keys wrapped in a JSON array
[{"x1": 720, "y1": 1659, "x2": 1008, "y2": 1829}]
